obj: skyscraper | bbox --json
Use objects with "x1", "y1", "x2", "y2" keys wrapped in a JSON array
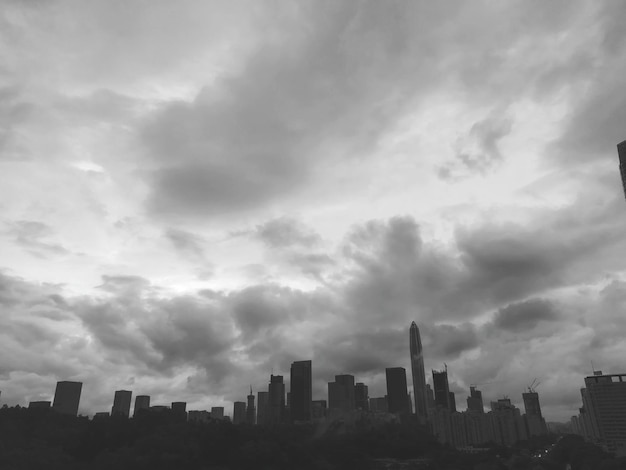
[
  {"x1": 618, "y1": 140, "x2": 626, "y2": 200},
  {"x1": 233, "y1": 401, "x2": 246, "y2": 424},
  {"x1": 410, "y1": 321, "x2": 428, "y2": 423},
  {"x1": 523, "y1": 391, "x2": 547, "y2": 436},
  {"x1": 133, "y1": 395, "x2": 150, "y2": 417},
  {"x1": 112, "y1": 390, "x2": 132, "y2": 417},
  {"x1": 246, "y1": 388, "x2": 256, "y2": 425},
  {"x1": 355, "y1": 382, "x2": 369, "y2": 411},
  {"x1": 466, "y1": 386, "x2": 484, "y2": 413},
  {"x1": 268, "y1": 374, "x2": 285, "y2": 425},
  {"x1": 386, "y1": 367, "x2": 410, "y2": 415},
  {"x1": 582, "y1": 372, "x2": 626, "y2": 454},
  {"x1": 432, "y1": 369, "x2": 451, "y2": 410},
  {"x1": 52, "y1": 381, "x2": 82, "y2": 416},
  {"x1": 211, "y1": 407, "x2": 224, "y2": 420},
  {"x1": 257, "y1": 391, "x2": 269, "y2": 425},
  {"x1": 448, "y1": 391, "x2": 457, "y2": 412},
  {"x1": 328, "y1": 374, "x2": 356, "y2": 412},
  {"x1": 290, "y1": 360, "x2": 312, "y2": 422}
]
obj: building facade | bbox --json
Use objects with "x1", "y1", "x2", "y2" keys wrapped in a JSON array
[
  {"x1": 52, "y1": 381, "x2": 82, "y2": 416},
  {"x1": 268, "y1": 375, "x2": 285, "y2": 425},
  {"x1": 386, "y1": 367, "x2": 410, "y2": 415},
  {"x1": 409, "y1": 321, "x2": 428, "y2": 423},
  {"x1": 328, "y1": 374, "x2": 355, "y2": 413},
  {"x1": 112, "y1": 390, "x2": 132, "y2": 417},
  {"x1": 618, "y1": 140, "x2": 626, "y2": 200},
  {"x1": 133, "y1": 395, "x2": 150, "y2": 417},
  {"x1": 233, "y1": 401, "x2": 246, "y2": 424},
  {"x1": 290, "y1": 360, "x2": 312, "y2": 422}
]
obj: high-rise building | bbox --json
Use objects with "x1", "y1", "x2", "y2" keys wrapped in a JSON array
[
  {"x1": 52, "y1": 381, "x2": 82, "y2": 416},
  {"x1": 618, "y1": 140, "x2": 626, "y2": 200},
  {"x1": 386, "y1": 367, "x2": 410, "y2": 415},
  {"x1": 257, "y1": 391, "x2": 269, "y2": 425},
  {"x1": 410, "y1": 322, "x2": 428, "y2": 423},
  {"x1": 290, "y1": 360, "x2": 312, "y2": 422},
  {"x1": 233, "y1": 401, "x2": 246, "y2": 424},
  {"x1": 246, "y1": 388, "x2": 256, "y2": 425},
  {"x1": 426, "y1": 384, "x2": 435, "y2": 410},
  {"x1": 328, "y1": 374, "x2": 355, "y2": 412},
  {"x1": 432, "y1": 369, "x2": 451, "y2": 410},
  {"x1": 311, "y1": 400, "x2": 327, "y2": 419},
  {"x1": 112, "y1": 390, "x2": 132, "y2": 417},
  {"x1": 172, "y1": 401, "x2": 187, "y2": 421},
  {"x1": 581, "y1": 372, "x2": 626, "y2": 455},
  {"x1": 133, "y1": 395, "x2": 150, "y2": 417},
  {"x1": 369, "y1": 396, "x2": 388, "y2": 413},
  {"x1": 29, "y1": 401, "x2": 51, "y2": 409},
  {"x1": 355, "y1": 383, "x2": 369, "y2": 411},
  {"x1": 490, "y1": 399, "x2": 529, "y2": 446},
  {"x1": 211, "y1": 406, "x2": 224, "y2": 420},
  {"x1": 523, "y1": 391, "x2": 547, "y2": 436},
  {"x1": 466, "y1": 386, "x2": 484, "y2": 413},
  {"x1": 268, "y1": 375, "x2": 285, "y2": 425},
  {"x1": 448, "y1": 391, "x2": 457, "y2": 412}
]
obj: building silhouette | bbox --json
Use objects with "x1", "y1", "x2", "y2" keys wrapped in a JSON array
[
  {"x1": 188, "y1": 410, "x2": 211, "y2": 423},
  {"x1": 409, "y1": 321, "x2": 428, "y2": 423},
  {"x1": 386, "y1": 367, "x2": 410, "y2": 415},
  {"x1": 246, "y1": 388, "x2": 256, "y2": 425},
  {"x1": 328, "y1": 374, "x2": 355, "y2": 413},
  {"x1": 28, "y1": 401, "x2": 51, "y2": 409},
  {"x1": 210, "y1": 406, "x2": 224, "y2": 420},
  {"x1": 355, "y1": 382, "x2": 369, "y2": 411},
  {"x1": 133, "y1": 395, "x2": 150, "y2": 417},
  {"x1": 52, "y1": 381, "x2": 82, "y2": 416},
  {"x1": 579, "y1": 372, "x2": 626, "y2": 455},
  {"x1": 171, "y1": 401, "x2": 187, "y2": 421},
  {"x1": 448, "y1": 391, "x2": 457, "y2": 412},
  {"x1": 432, "y1": 369, "x2": 451, "y2": 410},
  {"x1": 233, "y1": 401, "x2": 246, "y2": 424},
  {"x1": 522, "y1": 390, "x2": 547, "y2": 436},
  {"x1": 369, "y1": 396, "x2": 388, "y2": 413},
  {"x1": 466, "y1": 386, "x2": 484, "y2": 413},
  {"x1": 290, "y1": 360, "x2": 312, "y2": 422},
  {"x1": 268, "y1": 375, "x2": 285, "y2": 425},
  {"x1": 257, "y1": 391, "x2": 269, "y2": 425},
  {"x1": 618, "y1": 140, "x2": 626, "y2": 199},
  {"x1": 112, "y1": 390, "x2": 132, "y2": 417},
  {"x1": 311, "y1": 400, "x2": 327, "y2": 419}
]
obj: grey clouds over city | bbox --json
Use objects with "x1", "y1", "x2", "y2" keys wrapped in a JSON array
[{"x1": 1, "y1": 0, "x2": 626, "y2": 421}]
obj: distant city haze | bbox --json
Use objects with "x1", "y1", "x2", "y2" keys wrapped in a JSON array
[{"x1": 1, "y1": 0, "x2": 626, "y2": 425}]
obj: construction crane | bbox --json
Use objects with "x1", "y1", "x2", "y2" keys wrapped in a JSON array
[{"x1": 527, "y1": 378, "x2": 542, "y2": 394}]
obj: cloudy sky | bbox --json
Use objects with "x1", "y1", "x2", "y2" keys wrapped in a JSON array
[{"x1": 1, "y1": 0, "x2": 625, "y2": 421}]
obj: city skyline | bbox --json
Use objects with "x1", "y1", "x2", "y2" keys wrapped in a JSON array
[
  {"x1": 1, "y1": 1, "x2": 626, "y2": 424},
  {"x1": 3, "y1": 320, "x2": 600, "y2": 427}
]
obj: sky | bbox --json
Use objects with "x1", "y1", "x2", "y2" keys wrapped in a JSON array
[{"x1": 1, "y1": 0, "x2": 625, "y2": 422}]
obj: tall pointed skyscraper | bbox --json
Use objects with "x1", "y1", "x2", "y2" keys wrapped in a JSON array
[
  {"x1": 618, "y1": 140, "x2": 626, "y2": 200},
  {"x1": 410, "y1": 321, "x2": 428, "y2": 423}
]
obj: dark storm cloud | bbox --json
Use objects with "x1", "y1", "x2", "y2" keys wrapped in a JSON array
[
  {"x1": 255, "y1": 217, "x2": 321, "y2": 249},
  {"x1": 439, "y1": 113, "x2": 513, "y2": 179},
  {"x1": 4, "y1": 220, "x2": 69, "y2": 257},
  {"x1": 165, "y1": 228, "x2": 208, "y2": 261},
  {"x1": 312, "y1": 327, "x2": 406, "y2": 379},
  {"x1": 492, "y1": 298, "x2": 560, "y2": 332},
  {"x1": 0, "y1": 86, "x2": 34, "y2": 161},
  {"x1": 139, "y1": 2, "x2": 471, "y2": 218},
  {"x1": 423, "y1": 323, "x2": 479, "y2": 359},
  {"x1": 551, "y1": 2, "x2": 626, "y2": 164}
]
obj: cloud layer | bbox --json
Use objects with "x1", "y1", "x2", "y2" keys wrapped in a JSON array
[{"x1": 1, "y1": 0, "x2": 625, "y2": 421}]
